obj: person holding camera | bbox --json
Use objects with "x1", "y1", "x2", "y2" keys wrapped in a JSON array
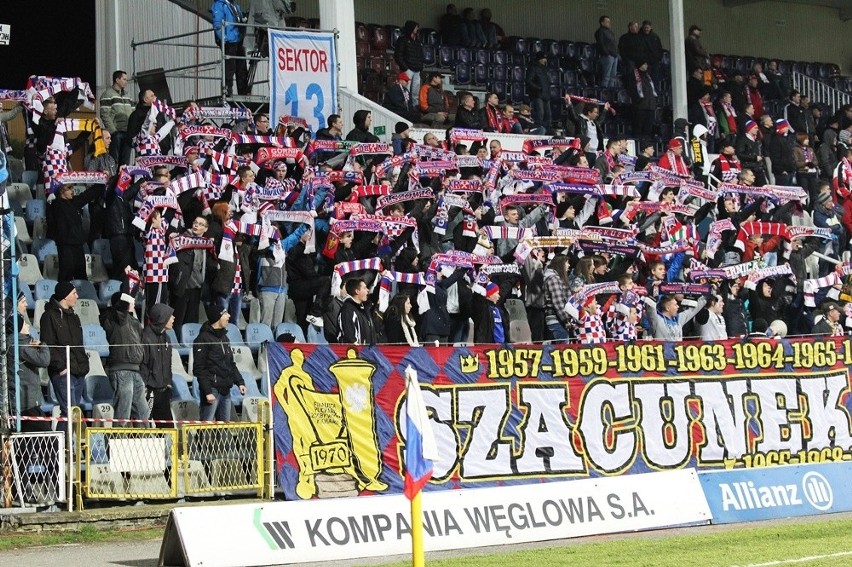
[{"x1": 212, "y1": 0, "x2": 250, "y2": 97}]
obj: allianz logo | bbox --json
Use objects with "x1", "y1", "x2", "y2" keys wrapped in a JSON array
[{"x1": 719, "y1": 471, "x2": 833, "y2": 512}]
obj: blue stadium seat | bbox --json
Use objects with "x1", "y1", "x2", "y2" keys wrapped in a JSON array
[
  {"x1": 455, "y1": 63, "x2": 471, "y2": 85},
  {"x1": 225, "y1": 323, "x2": 244, "y2": 346},
  {"x1": 579, "y1": 58, "x2": 595, "y2": 74},
  {"x1": 91, "y1": 239, "x2": 113, "y2": 268},
  {"x1": 492, "y1": 50, "x2": 507, "y2": 66},
  {"x1": 438, "y1": 45, "x2": 455, "y2": 68},
  {"x1": 98, "y1": 279, "x2": 121, "y2": 308},
  {"x1": 72, "y1": 279, "x2": 99, "y2": 302},
  {"x1": 307, "y1": 324, "x2": 328, "y2": 344},
  {"x1": 562, "y1": 69, "x2": 577, "y2": 87},
  {"x1": 561, "y1": 41, "x2": 576, "y2": 59},
  {"x1": 526, "y1": 38, "x2": 542, "y2": 56},
  {"x1": 511, "y1": 65, "x2": 525, "y2": 83},
  {"x1": 506, "y1": 36, "x2": 526, "y2": 54},
  {"x1": 420, "y1": 28, "x2": 438, "y2": 47},
  {"x1": 510, "y1": 82, "x2": 525, "y2": 104},
  {"x1": 19, "y1": 279, "x2": 35, "y2": 310},
  {"x1": 245, "y1": 323, "x2": 275, "y2": 352},
  {"x1": 474, "y1": 64, "x2": 488, "y2": 86},
  {"x1": 171, "y1": 375, "x2": 193, "y2": 401},
  {"x1": 166, "y1": 328, "x2": 189, "y2": 358},
  {"x1": 180, "y1": 322, "x2": 202, "y2": 349},
  {"x1": 542, "y1": 39, "x2": 560, "y2": 58},
  {"x1": 34, "y1": 279, "x2": 57, "y2": 301},
  {"x1": 422, "y1": 45, "x2": 435, "y2": 66},
  {"x1": 26, "y1": 199, "x2": 46, "y2": 223},
  {"x1": 488, "y1": 81, "x2": 507, "y2": 98},
  {"x1": 578, "y1": 42, "x2": 594, "y2": 60},
  {"x1": 275, "y1": 322, "x2": 306, "y2": 343},
  {"x1": 492, "y1": 64, "x2": 507, "y2": 82},
  {"x1": 82, "y1": 324, "x2": 110, "y2": 358},
  {"x1": 474, "y1": 48, "x2": 490, "y2": 65},
  {"x1": 33, "y1": 239, "x2": 57, "y2": 263},
  {"x1": 547, "y1": 69, "x2": 561, "y2": 86},
  {"x1": 386, "y1": 25, "x2": 402, "y2": 49},
  {"x1": 457, "y1": 47, "x2": 472, "y2": 65},
  {"x1": 617, "y1": 88, "x2": 631, "y2": 105},
  {"x1": 661, "y1": 50, "x2": 671, "y2": 68}
]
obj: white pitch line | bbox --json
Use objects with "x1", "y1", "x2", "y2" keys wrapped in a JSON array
[{"x1": 730, "y1": 550, "x2": 852, "y2": 567}]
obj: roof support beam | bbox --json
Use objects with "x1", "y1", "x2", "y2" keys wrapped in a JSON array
[{"x1": 722, "y1": 0, "x2": 762, "y2": 6}]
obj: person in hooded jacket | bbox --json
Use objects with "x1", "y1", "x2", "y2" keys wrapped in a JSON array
[
  {"x1": 6, "y1": 311, "x2": 51, "y2": 432},
  {"x1": 39, "y1": 281, "x2": 89, "y2": 421},
  {"x1": 345, "y1": 110, "x2": 379, "y2": 143},
  {"x1": 101, "y1": 291, "x2": 147, "y2": 424},
  {"x1": 194, "y1": 305, "x2": 245, "y2": 421},
  {"x1": 141, "y1": 303, "x2": 175, "y2": 423}
]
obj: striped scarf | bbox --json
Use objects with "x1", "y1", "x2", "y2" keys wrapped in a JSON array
[
  {"x1": 133, "y1": 195, "x2": 183, "y2": 231},
  {"x1": 446, "y1": 179, "x2": 483, "y2": 193},
  {"x1": 256, "y1": 146, "x2": 307, "y2": 168},
  {"x1": 179, "y1": 125, "x2": 232, "y2": 140},
  {"x1": 167, "y1": 172, "x2": 208, "y2": 196},
  {"x1": 548, "y1": 183, "x2": 640, "y2": 198},
  {"x1": 660, "y1": 283, "x2": 711, "y2": 295},
  {"x1": 378, "y1": 270, "x2": 426, "y2": 311},
  {"x1": 483, "y1": 225, "x2": 535, "y2": 241},
  {"x1": 448, "y1": 128, "x2": 487, "y2": 143},
  {"x1": 509, "y1": 169, "x2": 561, "y2": 183},
  {"x1": 152, "y1": 98, "x2": 176, "y2": 121},
  {"x1": 734, "y1": 221, "x2": 788, "y2": 251},
  {"x1": 55, "y1": 171, "x2": 109, "y2": 186},
  {"x1": 705, "y1": 218, "x2": 737, "y2": 258},
  {"x1": 521, "y1": 138, "x2": 575, "y2": 154},
  {"x1": 715, "y1": 154, "x2": 742, "y2": 182},
  {"x1": 180, "y1": 105, "x2": 252, "y2": 124},
  {"x1": 260, "y1": 211, "x2": 311, "y2": 251},
  {"x1": 331, "y1": 257, "x2": 385, "y2": 296},
  {"x1": 375, "y1": 152, "x2": 418, "y2": 178},
  {"x1": 744, "y1": 264, "x2": 794, "y2": 289},
  {"x1": 513, "y1": 235, "x2": 577, "y2": 262},
  {"x1": 230, "y1": 133, "x2": 293, "y2": 147},
  {"x1": 376, "y1": 188, "x2": 433, "y2": 210},
  {"x1": 633, "y1": 69, "x2": 657, "y2": 99},
  {"x1": 41, "y1": 146, "x2": 68, "y2": 193},
  {"x1": 348, "y1": 184, "x2": 391, "y2": 201},
  {"x1": 136, "y1": 155, "x2": 188, "y2": 169}
]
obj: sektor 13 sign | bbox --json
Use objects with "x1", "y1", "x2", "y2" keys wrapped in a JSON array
[
  {"x1": 267, "y1": 340, "x2": 852, "y2": 501},
  {"x1": 269, "y1": 30, "x2": 337, "y2": 134}
]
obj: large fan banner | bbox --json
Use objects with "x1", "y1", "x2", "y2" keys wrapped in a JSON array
[{"x1": 268, "y1": 339, "x2": 852, "y2": 501}]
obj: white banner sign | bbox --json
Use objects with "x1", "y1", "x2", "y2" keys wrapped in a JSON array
[
  {"x1": 0, "y1": 24, "x2": 10, "y2": 46},
  {"x1": 160, "y1": 470, "x2": 710, "y2": 567},
  {"x1": 269, "y1": 29, "x2": 336, "y2": 134}
]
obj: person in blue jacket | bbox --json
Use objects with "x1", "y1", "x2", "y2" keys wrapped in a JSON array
[{"x1": 212, "y1": 0, "x2": 249, "y2": 96}]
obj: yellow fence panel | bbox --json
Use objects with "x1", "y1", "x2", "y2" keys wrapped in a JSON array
[
  {"x1": 180, "y1": 423, "x2": 263, "y2": 496},
  {"x1": 84, "y1": 428, "x2": 178, "y2": 500}
]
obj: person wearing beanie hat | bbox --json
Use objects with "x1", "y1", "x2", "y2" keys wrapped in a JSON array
[
  {"x1": 391, "y1": 121, "x2": 411, "y2": 156},
  {"x1": 526, "y1": 46, "x2": 552, "y2": 131},
  {"x1": 194, "y1": 304, "x2": 243, "y2": 421},
  {"x1": 141, "y1": 303, "x2": 176, "y2": 422},
  {"x1": 472, "y1": 280, "x2": 507, "y2": 344},
  {"x1": 382, "y1": 71, "x2": 420, "y2": 123},
  {"x1": 6, "y1": 308, "x2": 51, "y2": 432},
  {"x1": 658, "y1": 137, "x2": 690, "y2": 176},
  {"x1": 100, "y1": 281, "x2": 146, "y2": 425},
  {"x1": 39, "y1": 281, "x2": 89, "y2": 424},
  {"x1": 736, "y1": 118, "x2": 766, "y2": 185},
  {"x1": 769, "y1": 117, "x2": 797, "y2": 185}
]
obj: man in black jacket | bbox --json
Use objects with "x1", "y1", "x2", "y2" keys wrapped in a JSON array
[
  {"x1": 49, "y1": 183, "x2": 105, "y2": 282},
  {"x1": 640, "y1": 21, "x2": 664, "y2": 90},
  {"x1": 783, "y1": 90, "x2": 808, "y2": 136},
  {"x1": 141, "y1": 303, "x2": 175, "y2": 422},
  {"x1": 618, "y1": 22, "x2": 642, "y2": 83},
  {"x1": 194, "y1": 305, "x2": 245, "y2": 421},
  {"x1": 101, "y1": 292, "x2": 146, "y2": 424},
  {"x1": 525, "y1": 52, "x2": 551, "y2": 131},
  {"x1": 454, "y1": 93, "x2": 483, "y2": 129},
  {"x1": 39, "y1": 281, "x2": 89, "y2": 422},
  {"x1": 394, "y1": 20, "x2": 424, "y2": 102},
  {"x1": 595, "y1": 16, "x2": 618, "y2": 88},
  {"x1": 337, "y1": 278, "x2": 377, "y2": 345},
  {"x1": 770, "y1": 119, "x2": 796, "y2": 185},
  {"x1": 345, "y1": 110, "x2": 380, "y2": 143},
  {"x1": 168, "y1": 216, "x2": 215, "y2": 328}
]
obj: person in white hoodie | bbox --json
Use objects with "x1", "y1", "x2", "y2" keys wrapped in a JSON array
[{"x1": 690, "y1": 123, "x2": 711, "y2": 184}]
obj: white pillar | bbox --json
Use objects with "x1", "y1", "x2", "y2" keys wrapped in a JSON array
[
  {"x1": 668, "y1": 0, "x2": 688, "y2": 124},
  {"x1": 318, "y1": 0, "x2": 357, "y2": 92}
]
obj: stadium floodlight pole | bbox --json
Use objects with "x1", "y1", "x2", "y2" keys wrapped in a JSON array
[{"x1": 668, "y1": 0, "x2": 689, "y2": 122}]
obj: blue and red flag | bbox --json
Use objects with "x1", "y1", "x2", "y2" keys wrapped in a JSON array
[{"x1": 403, "y1": 367, "x2": 439, "y2": 500}]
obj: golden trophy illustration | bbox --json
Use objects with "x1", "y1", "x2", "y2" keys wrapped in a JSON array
[{"x1": 274, "y1": 348, "x2": 388, "y2": 499}]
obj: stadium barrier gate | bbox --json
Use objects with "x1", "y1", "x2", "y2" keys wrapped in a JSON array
[{"x1": 1, "y1": 400, "x2": 273, "y2": 510}]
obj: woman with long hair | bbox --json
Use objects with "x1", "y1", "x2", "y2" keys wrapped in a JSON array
[{"x1": 383, "y1": 294, "x2": 419, "y2": 346}]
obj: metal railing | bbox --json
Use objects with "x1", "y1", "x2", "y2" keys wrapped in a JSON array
[
  {"x1": 791, "y1": 71, "x2": 851, "y2": 110},
  {"x1": 131, "y1": 20, "x2": 335, "y2": 106}
]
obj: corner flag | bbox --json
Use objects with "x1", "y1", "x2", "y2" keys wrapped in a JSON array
[{"x1": 403, "y1": 366, "x2": 438, "y2": 500}]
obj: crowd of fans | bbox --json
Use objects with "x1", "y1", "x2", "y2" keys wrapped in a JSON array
[{"x1": 2, "y1": 10, "x2": 852, "y2": 426}]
